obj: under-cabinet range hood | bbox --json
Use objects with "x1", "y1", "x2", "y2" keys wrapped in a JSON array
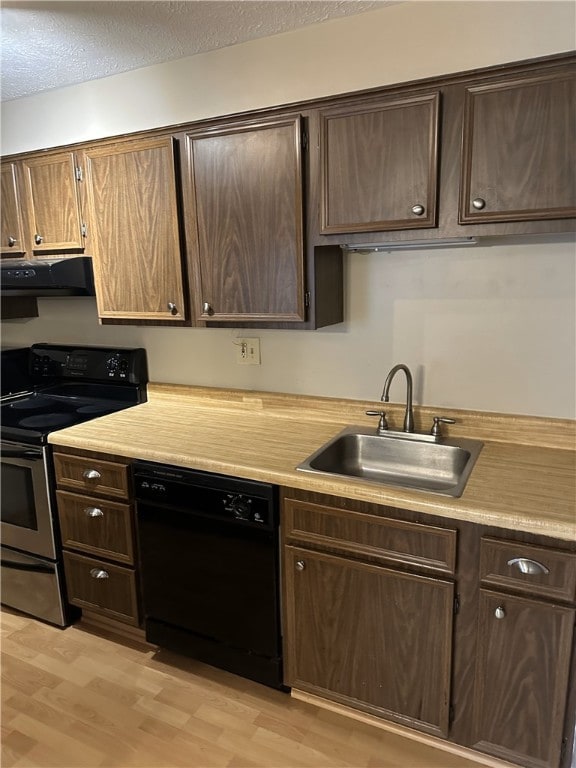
[
  {"x1": 0, "y1": 257, "x2": 95, "y2": 297},
  {"x1": 340, "y1": 237, "x2": 479, "y2": 252}
]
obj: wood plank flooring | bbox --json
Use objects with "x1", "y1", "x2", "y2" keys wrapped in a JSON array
[{"x1": 2, "y1": 609, "x2": 489, "y2": 768}]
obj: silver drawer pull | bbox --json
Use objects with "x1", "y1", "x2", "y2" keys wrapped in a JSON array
[
  {"x1": 82, "y1": 469, "x2": 101, "y2": 480},
  {"x1": 296, "y1": 560, "x2": 306, "y2": 571},
  {"x1": 85, "y1": 507, "x2": 103, "y2": 518},
  {"x1": 495, "y1": 606, "x2": 506, "y2": 620},
  {"x1": 89, "y1": 568, "x2": 109, "y2": 579},
  {"x1": 507, "y1": 557, "x2": 550, "y2": 576}
]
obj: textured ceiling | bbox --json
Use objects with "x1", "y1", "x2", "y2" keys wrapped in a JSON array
[{"x1": 1, "y1": 1, "x2": 394, "y2": 102}]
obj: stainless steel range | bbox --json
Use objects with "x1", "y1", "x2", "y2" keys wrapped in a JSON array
[{"x1": 0, "y1": 344, "x2": 147, "y2": 626}]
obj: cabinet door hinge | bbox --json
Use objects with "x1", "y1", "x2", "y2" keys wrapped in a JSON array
[
  {"x1": 81, "y1": 222, "x2": 87, "y2": 237},
  {"x1": 304, "y1": 291, "x2": 311, "y2": 308},
  {"x1": 453, "y1": 594, "x2": 460, "y2": 614},
  {"x1": 449, "y1": 704, "x2": 455, "y2": 726},
  {"x1": 302, "y1": 130, "x2": 308, "y2": 151},
  {"x1": 75, "y1": 166, "x2": 83, "y2": 182}
]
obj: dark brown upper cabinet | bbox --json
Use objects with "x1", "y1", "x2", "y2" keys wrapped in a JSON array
[
  {"x1": 459, "y1": 70, "x2": 576, "y2": 224},
  {"x1": 1, "y1": 162, "x2": 26, "y2": 256},
  {"x1": 19, "y1": 151, "x2": 85, "y2": 253},
  {"x1": 81, "y1": 136, "x2": 187, "y2": 323},
  {"x1": 182, "y1": 115, "x2": 306, "y2": 324},
  {"x1": 318, "y1": 92, "x2": 440, "y2": 234}
]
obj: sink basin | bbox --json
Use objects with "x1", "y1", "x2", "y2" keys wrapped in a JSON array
[{"x1": 297, "y1": 427, "x2": 483, "y2": 498}]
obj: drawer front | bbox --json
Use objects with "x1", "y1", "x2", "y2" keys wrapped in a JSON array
[
  {"x1": 480, "y1": 538, "x2": 576, "y2": 603},
  {"x1": 63, "y1": 551, "x2": 139, "y2": 625},
  {"x1": 54, "y1": 453, "x2": 130, "y2": 500},
  {"x1": 57, "y1": 491, "x2": 134, "y2": 565},
  {"x1": 284, "y1": 498, "x2": 457, "y2": 575}
]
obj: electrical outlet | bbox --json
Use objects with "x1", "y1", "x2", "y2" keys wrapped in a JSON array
[{"x1": 236, "y1": 338, "x2": 261, "y2": 365}]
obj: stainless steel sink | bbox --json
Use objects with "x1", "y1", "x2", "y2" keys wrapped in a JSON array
[{"x1": 297, "y1": 426, "x2": 483, "y2": 497}]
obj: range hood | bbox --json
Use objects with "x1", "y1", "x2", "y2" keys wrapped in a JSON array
[{"x1": 0, "y1": 257, "x2": 95, "y2": 297}]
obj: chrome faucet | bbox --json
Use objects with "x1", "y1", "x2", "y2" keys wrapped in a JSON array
[{"x1": 382, "y1": 364, "x2": 414, "y2": 433}]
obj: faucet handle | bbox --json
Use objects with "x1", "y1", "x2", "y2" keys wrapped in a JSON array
[
  {"x1": 431, "y1": 416, "x2": 456, "y2": 437},
  {"x1": 366, "y1": 410, "x2": 388, "y2": 434}
]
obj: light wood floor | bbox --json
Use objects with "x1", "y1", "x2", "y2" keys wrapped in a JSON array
[{"x1": 2, "y1": 608, "x2": 489, "y2": 768}]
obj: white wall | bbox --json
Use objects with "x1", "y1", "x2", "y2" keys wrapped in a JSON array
[{"x1": 2, "y1": 2, "x2": 575, "y2": 418}]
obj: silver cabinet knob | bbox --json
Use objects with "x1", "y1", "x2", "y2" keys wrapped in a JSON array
[
  {"x1": 85, "y1": 506, "x2": 103, "y2": 518},
  {"x1": 202, "y1": 302, "x2": 214, "y2": 316},
  {"x1": 472, "y1": 198, "x2": 486, "y2": 210},
  {"x1": 167, "y1": 302, "x2": 178, "y2": 316},
  {"x1": 82, "y1": 469, "x2": 101, "y2": 480},
  {"x1": 7, "y1": 236, "x2": 16, "y2": 247},
  {"x1": 296, "y1": 560, "x2": 306, "y2": 571},
  {"x1": 90, "y1": 568, "x2": 109, "y2": 579},
  {"x1": 495, "y1": 606, "x2": 506, "y2": 619},
  {"x1": 507, "y1": 557, "x2": 550, "y2": 575},
  {"x1": 411, "y1": 204, "x2": 425, "y2": 216},
  {"x1": 34, "y1": 233, "x2": 43, "y2": 245}
]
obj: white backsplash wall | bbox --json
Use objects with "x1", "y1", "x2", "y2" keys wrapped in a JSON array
[
  {"x1": 2, "y1": 1, "x2": 575, "y2": 418},
  {"x1": 3, "y1": 237, "x2": 575, "y2": 418}
]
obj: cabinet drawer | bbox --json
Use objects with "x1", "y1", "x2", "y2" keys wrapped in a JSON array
[
  {"x1": 480, "y1": 537, "x2": 576, "y2": 603},
  {"x1": 63, "y1": 551, "x2": 139, "y2": 625},
  {"x1": 54, "y1": 453, "x2": 130, "y2": 500},
  {"x1": 283, "y1": 498, "x2": 456, "y2": 575},
  {"x1": 57, "y1": 491, "x2": 134, "y2": 565}
]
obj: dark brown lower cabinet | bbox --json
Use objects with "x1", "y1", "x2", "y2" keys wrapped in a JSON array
[
  {"x1": 284, "y1": 545, "x2": 454, "y2": 737},
  {"x1": 472, "y1": 589, "x2": 575, "y2": 768}
]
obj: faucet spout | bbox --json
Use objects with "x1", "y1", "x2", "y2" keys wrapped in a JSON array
[{"x1": 382, "y1": 364, "x2": 414, "y2": 433}]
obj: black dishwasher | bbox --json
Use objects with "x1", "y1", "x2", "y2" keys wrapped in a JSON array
[{"x1": 134, "y1": 461, "x2": 284, "y2": 689}]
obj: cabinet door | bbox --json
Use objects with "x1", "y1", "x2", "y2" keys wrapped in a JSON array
[
  {"x1": 20, "y1": 151, "x2": 84, "y2": 251},
  {"x1": 184, "y1": 116, "x2": 305, "y2": 323},
  {"x1": 472, "y1": 589, "x2": 574, "y2": 768},
  {"x1": 1, "y1": 163, "x2": 26, "y2": 255},
  {"x1": 82, "y1": 136, "x2": 187, "y2": 322},
  {"x1": 284, "y1": 546, "x2": 454, "y2": 737},
  {"x1": 459, "y1": 71, "x2": 576, "y2": 223},
  {"x1": 319, "y1": 92, "x2": 440, "y2": 233}
]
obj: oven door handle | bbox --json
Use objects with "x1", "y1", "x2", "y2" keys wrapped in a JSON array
[
  {"x1": 1, "y1": 558, "x2": 54, "y2": 574},
  {"x1": 2, "y1": 449, "x2": 42, "y2": 460}
]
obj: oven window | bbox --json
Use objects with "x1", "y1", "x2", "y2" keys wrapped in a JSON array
[{"x1": 0, "y1": 463, "x2": 38, "y2": 530}]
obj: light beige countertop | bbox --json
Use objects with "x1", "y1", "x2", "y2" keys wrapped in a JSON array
[{"x1": 48, "y1": 384, "x2": 576, "y2": 542}]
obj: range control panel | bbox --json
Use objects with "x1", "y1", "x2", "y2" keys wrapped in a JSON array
[{"x1": 30, "y1": 344, "x2": 148, "y2": 384}]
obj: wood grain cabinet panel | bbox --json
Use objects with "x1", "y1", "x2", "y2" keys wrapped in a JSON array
[
  {"x1": 183, "y1": 116, "x2": 305, "y2": 323},
  {"x1": 56, "y1": 490, "x2": 135, "y2": 565},
  {"x1": 1, "y1": 162, "x2": 26, "y2": 255},
  {"x1": 81, "y1": 136, "x2": 187, "y2": 322},
  {"x1": 319, "y1": 92, "x2": 440, "y2": 233},
  {"x1": 63, "y1": 551, "x2": 139, "y2": 625},
  {"x1": 284, "y1": 545, "x2": 454, "y2": 737},
  {"x1": 459, "y1": 71, "x2": 576, "y2": 224},
  {"x1": 284, "y1": 498, "x2": 457, "y2": 575},
  {"x1": 19, "y1": 151, "x2": 85, "y2": 252},
  {"x1": 472, "y1": 589, "x2": 574, "y2": 768},
  {"x1": 480, "y1": 537, "x2": 576, "y2": 603},
  {"x1": 53, "y1": 453, "x2": 130, "y2": 500}
]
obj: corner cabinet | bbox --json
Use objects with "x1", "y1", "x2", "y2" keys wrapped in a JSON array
[
  {"x1": 459, "y1": 70, "x2": 576, "y2": 224},
  {"x1": 81, "y1": 136, "x2": 187, "y2": 323},
  {"x1": 318, "y1": 92, "x2": 440, "y2": 233},
  {"x1": 181, "y1": 115, "x2": 306, "y2": 323},
  {"x1": 1, "y1": 151, "x2": 85, "y2": 256}
]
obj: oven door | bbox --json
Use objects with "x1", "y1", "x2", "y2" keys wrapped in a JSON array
[{"x1": 0, "y1": 441, "x2": 57, "y2": 560}]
